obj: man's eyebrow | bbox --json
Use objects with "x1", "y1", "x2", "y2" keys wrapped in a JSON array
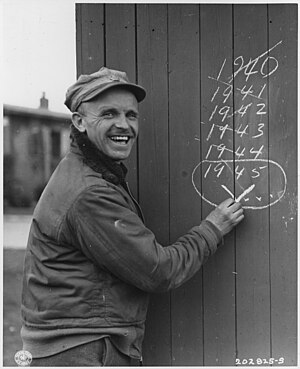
[{"x1": 127, "y1": 109, "x2": 139, "y2": 116}]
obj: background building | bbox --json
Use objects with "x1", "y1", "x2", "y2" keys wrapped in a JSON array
[{"x1": 3, "y1": 94, "x2": 71, "y2": 209}]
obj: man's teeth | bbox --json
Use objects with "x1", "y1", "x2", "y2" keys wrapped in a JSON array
[{"x1": 110, "y1": 136, "x2": 130, "y2": 143}]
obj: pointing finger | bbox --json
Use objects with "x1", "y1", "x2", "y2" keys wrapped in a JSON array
[
  {"x1": 230, "y1": 201, "x2": 243, "y2": 212},
  {"x1": 219, "y1": 198, "x2": 235, "y2": 208}
]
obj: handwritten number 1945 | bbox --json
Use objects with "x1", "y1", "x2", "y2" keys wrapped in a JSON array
[{"x1": 204, "y1": 162, "x2": 267, "y2": 181}]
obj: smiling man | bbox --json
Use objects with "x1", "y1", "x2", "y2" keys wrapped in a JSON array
[
  {"x1": 21, "y1": 67, "x2": 244, "y2": 366},
  {"x1": 72, "y1": 88, "x2": 139, "y2": 162}
]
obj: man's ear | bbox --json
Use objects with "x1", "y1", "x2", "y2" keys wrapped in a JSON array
[{"x1": 71, "y1": 112, "x2": 86, "y2": 133}]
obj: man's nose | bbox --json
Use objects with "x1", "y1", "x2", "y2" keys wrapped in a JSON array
[{"x1": 115, "y1": 114, "x2": 130, "y2": 129}]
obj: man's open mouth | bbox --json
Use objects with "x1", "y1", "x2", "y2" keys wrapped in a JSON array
[{"x1": 109, "y1": 135, "x2": 130, "y2": 145}]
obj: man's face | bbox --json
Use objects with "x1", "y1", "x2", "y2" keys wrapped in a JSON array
[{"x1": 79, "y1": 88, "x2": 139, "y2": 161}]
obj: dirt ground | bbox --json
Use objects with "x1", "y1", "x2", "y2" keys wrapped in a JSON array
[{"x1": 3, "y1": 249, "x2": 26, "y2": 367}]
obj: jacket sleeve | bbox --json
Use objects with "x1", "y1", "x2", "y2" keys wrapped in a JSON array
[{"x1": 66, "y1": 183, "x2": 223, "y2": 293}]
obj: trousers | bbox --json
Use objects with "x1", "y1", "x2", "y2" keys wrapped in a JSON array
[{"x1": 30, "y1": 337, "x2": 140, "y2": 367}]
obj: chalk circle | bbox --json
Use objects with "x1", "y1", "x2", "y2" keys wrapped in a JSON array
[{"x1": 192, "y1": 159, "x2": 287, "y2": 210}]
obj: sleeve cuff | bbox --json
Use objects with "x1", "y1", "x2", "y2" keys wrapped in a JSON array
[{"x1": 199, "y1": 220, "x2": 224, "y2": 248}]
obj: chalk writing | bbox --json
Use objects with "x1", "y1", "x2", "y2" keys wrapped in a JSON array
[
  {"x1": 192, "y1": 159, "x2": 286, "y2": 210},
  {"x1": 192, "y1": 41, "x2": 287, "y2": 210}
]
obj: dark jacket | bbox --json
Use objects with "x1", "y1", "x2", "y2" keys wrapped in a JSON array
[{"x1": 21, "y1": 131, "x2": 222, "y2": 339}]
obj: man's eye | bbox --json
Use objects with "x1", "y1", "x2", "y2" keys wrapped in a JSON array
[
  {"x1": 102, "y1": 112, "x2": 114, "y2": 118},
  {"x1": 128, "y1": 113, "x2": 138, "y2": 119}
]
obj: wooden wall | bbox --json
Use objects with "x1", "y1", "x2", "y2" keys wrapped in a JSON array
[{"x1": 76, "y1": 4, "x2": 297, "y2": 366}]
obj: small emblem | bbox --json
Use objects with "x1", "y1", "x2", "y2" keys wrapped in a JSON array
[{"x1": 14, "y1": 350, "x2": 32, "y2": 366}]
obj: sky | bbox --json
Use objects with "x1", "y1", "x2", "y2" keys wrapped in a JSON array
[{"x1": 3, "y1": 0, "x2": 77, "y2": 114}]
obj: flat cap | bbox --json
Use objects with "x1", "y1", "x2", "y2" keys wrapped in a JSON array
[{"x1": 65, "y1": 67, "x2": 146, "y2": 112}]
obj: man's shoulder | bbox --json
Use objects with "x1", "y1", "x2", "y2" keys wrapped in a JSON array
[
  {"x1": 59, "y1": 150, "x2": 108, "y2": 188},
  {"x1": 35, "y1": 152, "x2": 109, "y2": 215},
  {"x1": 32, "y1": 152, "x2": 115, "y2": 236}
]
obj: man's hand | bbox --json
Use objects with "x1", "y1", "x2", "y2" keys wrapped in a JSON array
[{"x1": 205, "y1": 198, "x2": 244, "y2": 237}]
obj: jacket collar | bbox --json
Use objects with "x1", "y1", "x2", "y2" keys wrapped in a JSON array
[{"x1": 70, "y1": 124, "x2": 128, "y2": 186}]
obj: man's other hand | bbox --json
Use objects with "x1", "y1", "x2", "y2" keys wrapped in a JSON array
[{"x1": 205, "y1": 198, "x2": 244, "y2": 237}]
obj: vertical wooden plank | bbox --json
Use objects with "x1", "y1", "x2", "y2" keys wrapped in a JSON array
[
  {"x1": 136, "y1": 4, "x2": 171, "y2": 365},
  {"x1": 105, "y1": 4, "x2": 138, "y2": 198},
  {"x1": 268, "y1": 4, "x2": 297, "y2": 365},
  {"x1": 75, "y1": 4, "x2": 105, "y2": 77},
  {"x1": 233, "y1": 4, "x2": 271, "y2": 360},
  {"x1": 168, "y1": 4, "x2": 203, "y2": 365},
  {"x1": 199, "y1": 5, "x2": 236, "y2": 366}
]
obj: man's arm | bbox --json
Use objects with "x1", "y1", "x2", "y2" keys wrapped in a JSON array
[{"x1": 65, "y1": 184, "x2": 243, "y2": 293}]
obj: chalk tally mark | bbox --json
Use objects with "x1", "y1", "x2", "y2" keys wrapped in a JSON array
[{"x1": 236, "y1": 184, "x2": 256, "y2": 202}]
